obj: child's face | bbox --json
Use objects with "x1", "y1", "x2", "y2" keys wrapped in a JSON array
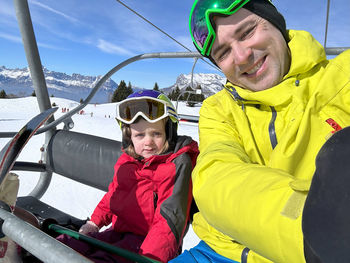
[{"x1": 130, "y1": 118, "x2": 166, "y2": 159}]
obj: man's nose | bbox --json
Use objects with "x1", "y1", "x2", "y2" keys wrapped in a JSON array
[{"x1": 232, "y1": 43, "x2": 252, "y2": 65}]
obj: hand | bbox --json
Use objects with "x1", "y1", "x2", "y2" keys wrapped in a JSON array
[{"x1": 79, "y1": 221, "x2": 99, "y2": 235}]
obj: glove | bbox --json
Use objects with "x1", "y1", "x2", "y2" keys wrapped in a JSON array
[
  {"x1": 0, "y1": 173, "x2": 21, "y2": 262},
  {"x1": 79, "y1": 220, "x2": 99, "y2": 235}
]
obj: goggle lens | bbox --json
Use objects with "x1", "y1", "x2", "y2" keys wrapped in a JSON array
[
  {"x1": 190, "y1": 0, "x2": 250, "y2": 56},
  {"x1": 117, "y1": 98, "x2": 166, "y2": 124}
]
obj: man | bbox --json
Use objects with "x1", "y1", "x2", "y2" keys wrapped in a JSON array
[{"x1": 170, "y1": 0, "x2": 350, "y2": 262}]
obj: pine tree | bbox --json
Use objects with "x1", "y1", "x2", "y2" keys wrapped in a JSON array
[
  {"x1": 168, "y1": 86, "x2": 181, "y2": 100},
  {"x1": 153, "y1": 82, "x2": 160, "y2": 91},
  {"x1": 174, "y1": 86, "x2": 181, "y2": 100},
  {"x1": 111, "y1": 80, "x2": 133, "y2": 102},
  {"x1": 0, "y1": 89, "x2": 6, "y2": 98},
  {"x1": 127, "y1": 82, "x2": 133, "y2": 95},
  {"x1": 168, "y1": 90, "x2": 174, "y2": 100}
]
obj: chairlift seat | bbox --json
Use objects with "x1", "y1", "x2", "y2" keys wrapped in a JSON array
[{"x1": 16, "y1": 129, "x2": 123, "y2": 229}]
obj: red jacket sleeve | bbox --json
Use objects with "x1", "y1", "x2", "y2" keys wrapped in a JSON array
[{"x1": 139, "y1": 152, "x2": 194, "y2": 262}]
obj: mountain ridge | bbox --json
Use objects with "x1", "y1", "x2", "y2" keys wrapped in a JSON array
[
  {"x1": 0, "y1": 66, "x2": 117, "y2": 103},
  {"x1": 0, "y1": 66, "x2": 226, "y2": 102}
]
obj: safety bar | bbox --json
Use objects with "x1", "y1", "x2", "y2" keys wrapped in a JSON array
[
  {"x1": 12, "y1": 162, "x2": 46, "y2": 172},
  {"x1": 325, "y1": 47, "x2": 349, "y2": 55},
  {"x1": 0, "y1": 207, "x2": 92, "y2": 263}
]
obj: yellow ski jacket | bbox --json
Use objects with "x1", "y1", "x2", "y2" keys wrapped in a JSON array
[{"x1": 192, "y1": 30, "x2": 350, "y2": 262}]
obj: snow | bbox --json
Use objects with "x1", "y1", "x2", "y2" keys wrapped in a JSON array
[
  {"x1": 46, "y1": 76, "x2": 95, "y2": 87},
  {"x1": 0, "y1": 96, "x2": 201, "y2": 252},
  {"x1": 0, "y1": 68, "x2": 30, "y2": 79}
]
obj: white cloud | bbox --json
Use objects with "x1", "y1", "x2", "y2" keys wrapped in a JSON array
[
  {"x1": 175, "y1": 36, "x2": 196, "y2": 52},
  {"x1": 37, "y1": 42, "x2": 67, "y2": 50},
  {"x1": 29, "y1": 0, "x2": 79, "y2": 24},
  {"x1": 0, "y1": 1, "x2": 16, "y2": 18},
  {"x1": 0, "y1": 1, "x2": 18, "y2": 30},
  {"x1": 98, "y1": 5, "x2": 175, "y2": 52},
  {"x1": 0, "y1": 32, "x2": 65, "y2": 51},
  {"x1": 0, "y1": 32, "x2": 22, "y2": 43},
  {"x1": 97, "y1": 39, "x2": 134, "y2": 56}
]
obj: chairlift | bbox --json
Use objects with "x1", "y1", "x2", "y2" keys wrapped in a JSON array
[{"x1": 0, "y1": 0, "x2": 348, "y2": 262}]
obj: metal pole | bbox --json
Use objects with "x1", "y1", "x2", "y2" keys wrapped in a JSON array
[
  {"x1": 13, "y1": 0, "x2": 52, "y2": 113},
  {"x1": 325, "y1": 47, "x2": 349, "y2": 56},
  {"x1": 0, "y1": 209, "x2": 92, "y2": 263},
  {"x1": 13, "y1": 0, "x2": 56, "y2": 198}
]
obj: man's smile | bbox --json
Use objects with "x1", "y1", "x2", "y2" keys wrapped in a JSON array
[{"x1": 243, "y1": 56, "x2": 266, "y2": 77}]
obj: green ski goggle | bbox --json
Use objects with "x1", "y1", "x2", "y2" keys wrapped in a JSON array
[{"x1": 189, "y1": 0, "x2": 252, "y2": 57}]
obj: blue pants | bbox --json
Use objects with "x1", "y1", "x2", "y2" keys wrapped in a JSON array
[{"x1": 169, "y1": 241, "x2": 240, "y2": 263}]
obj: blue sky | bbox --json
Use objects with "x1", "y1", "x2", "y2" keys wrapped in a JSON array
[{"x1": 1, "y1": 0, "x2": 349, "y2": 89}]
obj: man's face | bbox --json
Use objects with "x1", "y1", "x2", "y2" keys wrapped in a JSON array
[{"x1": 211, "y1": 8, "x2": 290, "y2": 92}]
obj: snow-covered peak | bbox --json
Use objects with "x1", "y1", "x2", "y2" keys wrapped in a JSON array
[
  {"x1": 0, "y1": 66, "x2": 227, "y2": 102},
  {"x1": 165, "y1": 72, "x2": 226, "y2": 96},
  {"x1": 0, "y1": 66, "x2": 31, "y2": 79},
  {"x1": 0, "y1": 66, "x2": 118, "y2": 103}
]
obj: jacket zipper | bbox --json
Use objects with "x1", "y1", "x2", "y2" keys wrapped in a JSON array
[
  {"x1": 269, "y1": 106, "x2": 278, "y2": 149},
  {"x1": 226, "y1": 86, "x2": 278, "y2": 149}
]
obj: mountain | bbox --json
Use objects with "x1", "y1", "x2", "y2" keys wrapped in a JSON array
[
  {"x1": 163, "y1": 73, "x2": 226, "y2": 97},
  {"x1": 0, "y1": 66, "x2": 226, "y2": 102},
  {"x1": 0, "y1": 66, "x2": 118, "y2": 103}
]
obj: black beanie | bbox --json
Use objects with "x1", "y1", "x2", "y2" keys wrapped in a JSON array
[{"x1": 243, "y1": 0, "x2": 288, "y2": 42}]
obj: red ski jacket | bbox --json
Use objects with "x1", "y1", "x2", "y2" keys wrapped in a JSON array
[{"x1": 90, "y1": 136, "x2": 198, "y2": 262}]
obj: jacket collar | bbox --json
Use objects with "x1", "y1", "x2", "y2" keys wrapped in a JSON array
[{"x1": 224, "y1": 30, "x2": 327, "y2": 106}]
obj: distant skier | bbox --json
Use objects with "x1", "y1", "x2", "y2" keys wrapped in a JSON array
[{"x1": 57, "y1": 90, "x2": 198, "y2": 263}]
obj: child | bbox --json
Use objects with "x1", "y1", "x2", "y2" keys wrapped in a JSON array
[{"x1": 58, "y1": 90, "x2": 198, "y2": 263}]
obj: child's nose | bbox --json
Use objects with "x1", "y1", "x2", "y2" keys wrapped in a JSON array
[{"x1": 144, "y1": 135, "x2": 154, "y2": 145}]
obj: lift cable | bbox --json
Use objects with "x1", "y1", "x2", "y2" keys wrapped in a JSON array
[
  {"x1": 114, "y1": 0, "x2": 220, "y2": 72},
  {"x1": 324, "y1": 0, "x2": 331, "y2": 48}
]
